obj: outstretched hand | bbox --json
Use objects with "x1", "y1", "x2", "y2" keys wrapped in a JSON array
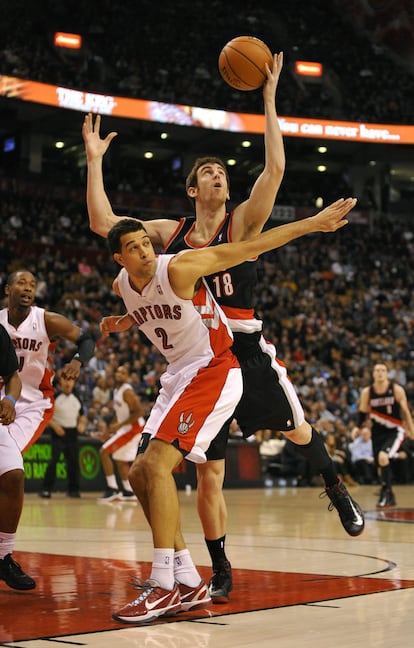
[
  {"x1": 263, "y1": 51, "x2": 283, "y2": 103},
  {"x1": 82, "y1": 113, "x2": 118, "y2": 162},
  {"x1": 312, "y1": 198, "x2": 357, "y2": 232},
  {"x1": 100, "y1": 314, "x2": 134, "y2": 337}
]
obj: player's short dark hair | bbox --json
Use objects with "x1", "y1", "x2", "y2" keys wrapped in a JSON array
[
  {"x1": 185, "y1": 156, "x2": 230, "y2": 206},
  {"x1": 107, "y1": 219, "x2": 147, "y2": 254}
]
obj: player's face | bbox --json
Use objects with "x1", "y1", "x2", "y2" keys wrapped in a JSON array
[
  {"x1": 373, "y1": 364, "x2": 388, "y2": 382},
  {"x1": 114, "y1": 365, "x2": 129, "y2": 384},
  {"x1": 59, "y1": 376, "x2": 75, "y2": 393},
  {"x1": 193, "y1": 163, "x2": 229, "y2": 204},
  {"x1": 6, "y1": 272, "x2": 36, "y2": 308},
  {"x1": 115, "y1": 231, "x2": 156, "y2": 281}
]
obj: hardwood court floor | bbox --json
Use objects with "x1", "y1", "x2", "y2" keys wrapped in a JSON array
[{"x1": 1, "y1": 484, "x2": 414, "y2": 647}]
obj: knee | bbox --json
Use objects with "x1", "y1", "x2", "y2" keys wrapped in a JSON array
[
  {"x1": 197, "y1": 461, "x2": 225, "y2": 496},
  {"x1": 0, "y1": 469, "x2": 24, "y2": 495},
  {"x1": 128, "y1": 456, "x2": 147, "y2": 493},
  {"x1": 284, "y1": 420, "x2": 312, "y2": 444}
]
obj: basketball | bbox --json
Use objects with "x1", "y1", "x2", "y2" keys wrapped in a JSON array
[{"x1": 218, "y1": 36, "x2": 273, "y2": 91}]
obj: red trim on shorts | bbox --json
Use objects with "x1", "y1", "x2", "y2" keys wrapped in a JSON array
[
  {"x1": 105, "y1": 422, "x2": 143, "y2": 454},
  {"x1": 20, "y1": 404, "x2": 55, "y2": 454}
]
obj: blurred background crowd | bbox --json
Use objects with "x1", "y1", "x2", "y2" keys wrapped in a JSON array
[{"x1": 1, "y1": 0, "x2": 413, "y2": 485}]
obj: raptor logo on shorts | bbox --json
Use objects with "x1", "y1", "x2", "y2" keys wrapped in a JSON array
[{"x1": 177, "y1": 412, "x2": 195, "y2": 435}]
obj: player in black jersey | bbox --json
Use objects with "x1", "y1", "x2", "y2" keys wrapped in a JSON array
[
  {"x1": 82, "y1": 50, "x2": 364, "y2": 603},
  {"x1": 352, "y1": 363, "x2": 414, "y2": 508}
]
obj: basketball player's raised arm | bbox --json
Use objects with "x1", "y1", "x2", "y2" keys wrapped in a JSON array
[
  {"x1": 82, "y1": 113, "x2": 121, "y2": 237},
  {"x1": 170, "y1": 198, "x2": 356, "y2": 298},
  {"x1": 233, "y1": 52, "x2": 285, "y2": 240},
  {"x1": 82, "y1": 114, "x2": 175, "y2": 247}
]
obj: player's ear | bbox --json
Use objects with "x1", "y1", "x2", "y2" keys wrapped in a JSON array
[
  {"x1": 113, "y1": 253, "x2": 124, "y2": 267},
  {"x1": 187, "y1": 186, "x2": 197, "y2": 198}
]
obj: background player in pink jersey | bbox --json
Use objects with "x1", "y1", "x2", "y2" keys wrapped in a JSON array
[
  {"x1": 0, "y1": 270, "x2": 97, "y2": 589},
  {"x1": 101, "y1": 200, "x2": 355, "y2": 624}
]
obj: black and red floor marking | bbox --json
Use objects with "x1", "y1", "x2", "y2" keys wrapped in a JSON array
[
  {"x1": 365, "y1": 508, "x2": 414, "y2": 523},
  {"x1": 1, "y1": 552, "x2": 414, "y2": 642}
]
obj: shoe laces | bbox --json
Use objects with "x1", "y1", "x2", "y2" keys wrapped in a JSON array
[
  {"x1": 127, "y1": 577, "x2": 159, "y2": 604},
  {"x1": 319, "y1": 482, "x2": 347, "y2": 512}
]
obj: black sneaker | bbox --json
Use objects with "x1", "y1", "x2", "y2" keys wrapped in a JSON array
[
  {"x1": 322, "y1": 479, "x2": 365, "y2": 537},
  {"x1": 97, "y1": 488, "x2": 121, "y2": 502},
  {"x1": 39, "y1": 490, "x2": 51, "y2": 498},
  {"x1": 67, "y1": 491, "x2": 81, "y2": 498},
  {"x1": 377, "y1": 486, "x2": 396, "y2": 508},
  {"x1": 120, "y1": 489, "x2": 137, "y2": 501},
  {"x1": 209, "y1": 560, "x2": 233, "y2": 603},
  {"x1": 0, "y1": 553, "x2": 36, "y2": 590}
]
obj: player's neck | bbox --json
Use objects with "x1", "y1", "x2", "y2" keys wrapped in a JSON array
[
  {"x1": 7, "y1": 305, "x2": 31, "y2": 328},
  {"x1": 192, "y1": 205, "x2": 226, "y2": 243},
  {"x1": 374, "y1": 379, "x2": 389, "y2": 392}
]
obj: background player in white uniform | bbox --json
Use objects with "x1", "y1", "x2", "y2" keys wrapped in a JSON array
[
  {"x1": 98, "y1": 364, "x2": 144, "y2": 502},
  {"x1": 0, "y1": 270, "x2": 97, "y2": 589},
  {"x1": 101, "y1": 203, "x2": 354, "y2": 624}
]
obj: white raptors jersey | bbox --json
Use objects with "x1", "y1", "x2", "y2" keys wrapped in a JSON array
[
  {"x1": 116, "y1": 255, "x2": 236, "y2": 373},
  {"x1": 114, "y1": 382, "x2": 136, "y2": 432},
  {"x1": 0, "y1": 306, "x2": 55, "y2": 406}
]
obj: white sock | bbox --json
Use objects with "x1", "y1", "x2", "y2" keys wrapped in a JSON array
[
  {"x1": 174, "y1": 549, "x2": 201, "y2": 587},
  {"x1": 122, "y1": 480, "x2": 131, "y2": 492},
  {"x1": 150, "y1": 548, "x2": 175, "y2": 590},
  {"x1": 0, "y1": 532, "x2": 15, "y2": 559},
  {"x1": 106, "y1": 475, "x2": 118, "y2": 490}
]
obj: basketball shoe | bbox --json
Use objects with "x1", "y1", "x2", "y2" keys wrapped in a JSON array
[
  {"x1": 177, "y1": 580, "x2": 211, "y2": 611},
  {"x1": 97, "y1": 488, "x2": 121, "y2": 502},
  {"x1": 377, "y1": 486, "x2": 396, "y2": 508},
  {"x1": 112, "y1": 579, "x2": 181, "y2": 623},
  {"x1": 323, "y1": 479, "x2": 365, "y2": 536},
  {"x1": 0, "y1": 553, "x2": 36, "y2": 590},
  {"x1": 209, "y1": 560, "x2": 233, "y2": 603}
]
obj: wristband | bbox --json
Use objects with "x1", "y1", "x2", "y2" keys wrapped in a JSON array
[{"x1": 4, "y1": 394, "x2": 16, "y2": 407}]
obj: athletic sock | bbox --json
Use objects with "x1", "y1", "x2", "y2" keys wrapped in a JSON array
[
  {"x1": 150, "y1": 548, "x2": 175, "y2": 590},
  {"x1": 380, "y1": 464, "x2": 392, "y2": 489},
  {"x1": 174, "y1": 549, "x2": 201, "y2": 587},
  {"x1": 205, "y1": 535, "x2": 229, "y2": 569},
  {"x1": 0, "y1": 532, "x2": 15, "y2": 559},
  {"x1": 293, "y1": 427, "x2": 338, "y2": 487},
  {"x1": 106, "y1": 475, "x2": 118, "y2": 490}
]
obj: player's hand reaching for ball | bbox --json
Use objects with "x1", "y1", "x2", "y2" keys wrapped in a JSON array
[
  {"x1": 82, "y1": 113, "x2": 118, "y2": 162},
  {"x1": 263, "y1": 51, "x2": 283, "y2": 103}
]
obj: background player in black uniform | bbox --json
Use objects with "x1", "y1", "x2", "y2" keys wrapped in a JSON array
[
  {"x1": 82, "y1": 51, "x2": 364, "y2": 603},
  {"x1": 352, "y1": 362, "x2": 414, "y2": 508}
]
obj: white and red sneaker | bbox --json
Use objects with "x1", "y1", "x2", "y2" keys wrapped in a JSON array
[
  {"x1": 112, "y1": 579, "x2": 181, "y2": 624},
  {"x1": 178, "y1": 580, "x2": 211, "y2": 612}
]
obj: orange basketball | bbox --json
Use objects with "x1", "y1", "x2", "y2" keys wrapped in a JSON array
[{"x1": 218, "y1": 36, "x2": 273, "y2": 91}]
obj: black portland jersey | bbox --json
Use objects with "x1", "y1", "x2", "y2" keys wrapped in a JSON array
[
  {"x1": 368, "y1": 381, "x2": 403, "y2": 431},
  {"x1": 163, "y1": 213, "x2": 262, "y2": 334}
]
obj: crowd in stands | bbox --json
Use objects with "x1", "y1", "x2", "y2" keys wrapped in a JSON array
[
  {"x1": 1, "y1": 180, "x2": 413, "y2": 484},
  {"x1": 1, "y1": 0, "x2": 413, "y2": 124},
  {"x1": 1, "y1": 2, "x2": 413, "y2": 485}
]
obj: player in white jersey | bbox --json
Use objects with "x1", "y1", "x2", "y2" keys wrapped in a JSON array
[
  {"x1": 98, "y1": 365, "x2": 144, "y2": 502},
  {"x1": 100, "y1": 207, "x2": 352, "y2": 624},
  {"x1": 0, "y1": 270, "x2": 97, "y2": 590}
]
